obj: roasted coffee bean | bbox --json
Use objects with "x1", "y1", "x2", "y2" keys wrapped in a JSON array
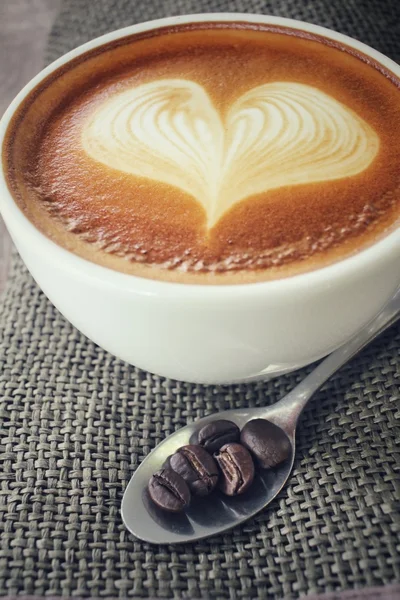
[
  {"x1": 148, "y1": 468, "x2": 191, "y2": 512},
  {"x1": 169, "y1": 445, "x2": 219, "y2": 496},
  {"x1": 215, "y1": 443, "x2": 254, "y2": 496},
  {"x1": 197, "y1": 419, "x2": 240, "y2": 453},
  {"x1": 240, "y1": 418, "x2": 291, "y2": 468}
]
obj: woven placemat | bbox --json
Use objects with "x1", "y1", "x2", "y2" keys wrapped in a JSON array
[{"x1": 1, "y1": 0, "x2": 400, "y2": 598}]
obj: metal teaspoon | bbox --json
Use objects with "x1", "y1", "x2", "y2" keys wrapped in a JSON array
[{"x1": 122, "y1": 289, "x2": 400, "y2": 544}]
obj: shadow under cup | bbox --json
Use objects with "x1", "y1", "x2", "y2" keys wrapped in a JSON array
[{"x1": 0, "y1": 14, "x2": 399, "y2": 384}]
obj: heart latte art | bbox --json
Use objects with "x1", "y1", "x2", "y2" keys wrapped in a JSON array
[{"x1": 82, "y1": 80, "x2": 379, "y2": 227}]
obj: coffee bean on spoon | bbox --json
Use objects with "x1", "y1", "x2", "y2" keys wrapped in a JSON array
[
  {"x1": 215, "y1": 443, "x2": 254, "y2": 496},
  {"x1": 168, "y1": 445, "x2": 219, "y2": 496},
  {"x1": 197, "y1": 419, "x2": 240, "y2": 453},
  {"x1": 148, "y1": 468, "x2": 191, "y2": 512},
  {"x1": 240, "y1": 419, "x2": 291, "y2": 469}
]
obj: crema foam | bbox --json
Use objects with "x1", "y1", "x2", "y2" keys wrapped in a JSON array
[{"x1": 3, "y1": 23, "x2": 400, "y2": 283}]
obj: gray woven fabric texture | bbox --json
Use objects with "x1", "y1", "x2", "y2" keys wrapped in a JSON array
[{"x1": 1, "y1": 0, "x2": 400, "y2": 598}]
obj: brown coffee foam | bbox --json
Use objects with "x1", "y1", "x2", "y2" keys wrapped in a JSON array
[{"x1": 3, "y1": 23, "x2": 400, "y2": 284}]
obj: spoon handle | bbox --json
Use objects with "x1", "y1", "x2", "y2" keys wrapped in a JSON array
[{"x1": 273, "y1": 288, "x2": 400, "y2": 430}]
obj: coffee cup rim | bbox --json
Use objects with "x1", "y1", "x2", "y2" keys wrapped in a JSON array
[{"x1": 0, "y1": 12, "x2": 399, "y2": 299}]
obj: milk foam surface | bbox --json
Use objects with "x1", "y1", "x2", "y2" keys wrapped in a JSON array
[
  {"x1": 82, "y1": 80, "x2": 379, "y2": 227},
  {"x1": 4, "y1": 23, "x2": 400, "y2": 284}
]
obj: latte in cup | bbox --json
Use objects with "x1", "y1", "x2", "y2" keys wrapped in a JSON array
[{"x1": 3, "y1": 23, "x2": 400, "y2": 284}]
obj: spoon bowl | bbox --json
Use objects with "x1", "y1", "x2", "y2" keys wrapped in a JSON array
[
  {"x1": 122, "y1": 404, "x2": 295, "y2": 544},
  {"x1": 122, "y1": 289, "x2": 400, "y2": 544}
]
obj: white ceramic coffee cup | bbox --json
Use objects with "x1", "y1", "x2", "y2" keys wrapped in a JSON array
[{"x1": 0, "y1": 13, "x2": 399, "y2": 384}]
